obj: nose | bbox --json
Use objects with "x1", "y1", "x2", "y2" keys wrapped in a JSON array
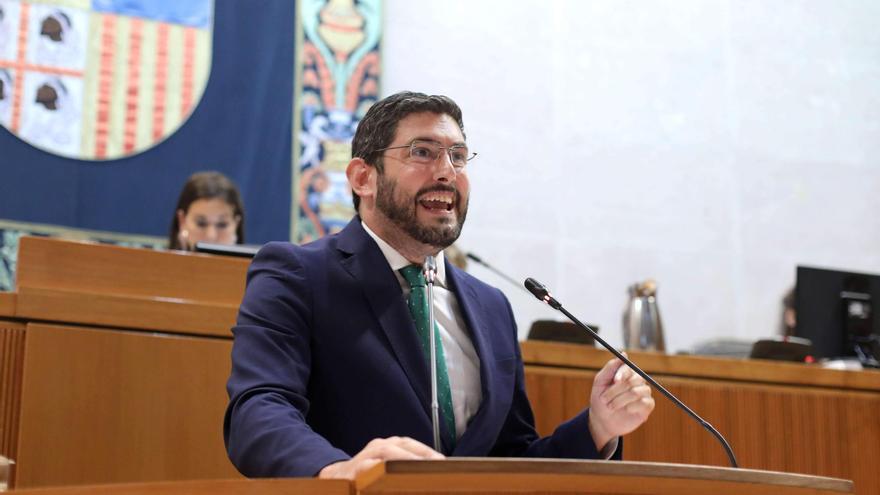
[
  {"x1": 432, "y1": 150, "x2": 458, "y2": 182},
  {"x1": 204, "y1": 225, "x2": 220, "y2": 242}
]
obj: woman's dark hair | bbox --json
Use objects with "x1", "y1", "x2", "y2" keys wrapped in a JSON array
[{"x1": 168, "y1": 171, "x2": 245, "y2": 249}]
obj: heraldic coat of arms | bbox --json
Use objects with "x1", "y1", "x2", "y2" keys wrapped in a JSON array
[{"x1": 0, "y1": 0, "x2": 213, "y2": 160}]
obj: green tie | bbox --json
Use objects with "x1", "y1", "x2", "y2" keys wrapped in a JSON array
[{"x1": 399, "y1": 264, "x2": 457, "y2": 452}]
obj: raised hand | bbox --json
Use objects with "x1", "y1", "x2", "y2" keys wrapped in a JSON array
[{"x1": 588, "y1": 356, "x2": 655, "y2": 451}]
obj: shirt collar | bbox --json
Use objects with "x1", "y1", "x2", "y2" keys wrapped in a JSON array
[{"x1": 361, "y1": 220, "x2": 447, "y2": 288}]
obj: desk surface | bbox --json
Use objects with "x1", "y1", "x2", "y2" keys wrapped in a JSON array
[
  {"x1": 521, "y1": 340, "x2": 880, "y2": 392},
  {"x1": 521, "y1": 340, "x2": 880, "y2": 495},
  {"x1": 8, "y1": 236, "x2": 250, "y2": 337}
]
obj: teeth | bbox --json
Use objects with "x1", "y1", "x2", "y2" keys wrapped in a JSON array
[{"x1": 421, "y1": 193, "x2": 453, "y2": 204}]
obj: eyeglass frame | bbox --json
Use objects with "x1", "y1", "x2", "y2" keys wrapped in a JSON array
[{"x1": 368, "y1": 139, "x2": 477, "y2": 170}]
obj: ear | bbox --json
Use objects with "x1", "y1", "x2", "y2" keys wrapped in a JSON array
[
  {"x1": 346, "y1": 157, "x2": 376, "y2": 204},
  {"x1": 176, "y1": 209, "x2": 186, "y2": 226}
]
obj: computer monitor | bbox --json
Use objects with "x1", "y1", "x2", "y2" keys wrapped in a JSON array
[
  {"x1": 795, "y1": 265, "x2": 880, "y2": 367},
  {"x1": 194, "y1": 241, "x2": 261, "y2": 258}
]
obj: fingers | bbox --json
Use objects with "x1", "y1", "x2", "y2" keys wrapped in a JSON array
[
  {"x1": 593, "y1": 356, "x2": 625, "y2": 388},
  {"x1": 625, "y1": 396, "x2": 655, "y2": 416},
  {"x1": 601, "y1": 366, "x2": 648, "y2": 408},
  {"x1": 395, "y1": 436, "x2": 445, "y2": 459},
  {"x1": 359, "y1": 436, "x2": 444, "y2": 462},
  {"x1": 605, "y1": 384, "x2": 652, "y2": 411},
  {"x1": 320, "y1": 437, "x2": 443, "y2": 480},
  {"x1": 588, "y1": 354, "x2": 655, "y2": 444}
]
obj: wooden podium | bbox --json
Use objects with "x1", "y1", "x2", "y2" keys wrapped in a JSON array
[
  {"x1": 0, "y1": 237, "x2": 249, "y2": 488},
  {"x1": 356, "y1": 459, "x2": 853, "y2": 494},
  {"x1": 8, "y1": 460, "x2": 854, "y2": 494}
]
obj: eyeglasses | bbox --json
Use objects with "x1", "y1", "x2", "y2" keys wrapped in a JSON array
[{"x1": 371, "y1": 140, "x2": 477, "y2": 169}]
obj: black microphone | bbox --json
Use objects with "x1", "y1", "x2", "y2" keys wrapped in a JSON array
[
  {"x1": 466, "y1": 252, "x2": 527, "y2": 293},
  {"x1": 524, "y1": 277, "x2": 739, "y2": 468}
]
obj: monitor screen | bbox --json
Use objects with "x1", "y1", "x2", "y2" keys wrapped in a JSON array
[
  {"x1": 194, "y1": 242, "x2": 261, "y2": 258},
  {"x1": 795, "y1": 265, "x2": 880, "y2": 364}
]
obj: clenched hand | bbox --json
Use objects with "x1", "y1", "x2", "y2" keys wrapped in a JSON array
[{"x1": 588, "y1": 356, "x2": 655, "y2": 452}]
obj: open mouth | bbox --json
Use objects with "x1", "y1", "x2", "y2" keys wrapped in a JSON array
[{"x1": 418, "y1": 191, "x2": 455, "y2": 212}]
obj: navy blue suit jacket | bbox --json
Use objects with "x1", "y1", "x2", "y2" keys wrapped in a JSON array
[{"x1": 224, "y1": 218, "x2": 614, "y2": 477}]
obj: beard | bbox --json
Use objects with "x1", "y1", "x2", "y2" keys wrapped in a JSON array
[{"x1": 374, "y1": 172, "x2": 468, "y2": 249}]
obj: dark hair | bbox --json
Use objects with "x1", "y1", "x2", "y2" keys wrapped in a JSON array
[
  {"x1": 350, "y1": 91, "x2": 465, "y2": 210},
  {"x1": 168, "y1": 171, "x2": 245, "y2": 249}
]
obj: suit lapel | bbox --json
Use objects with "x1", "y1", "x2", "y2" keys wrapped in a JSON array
[{"x1": 335, "y1": 219, "x2": 432, "y2": 418}]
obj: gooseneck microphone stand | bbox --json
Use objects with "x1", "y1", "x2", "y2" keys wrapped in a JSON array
[
  {"x1": 465, "y1": 252, "x2": 525, "y2": 293},
  {"x1": 423, "y1": 256, "x2": 442, "y2": 452},
  {"x1": 524, "y1": 277, "x2": 739, "y2": 468}
]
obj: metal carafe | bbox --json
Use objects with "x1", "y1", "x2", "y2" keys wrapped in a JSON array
[{"x1": 623, "y1": 279, "x2": 665, "y2": 352}]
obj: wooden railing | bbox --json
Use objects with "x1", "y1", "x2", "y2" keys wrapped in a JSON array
[{"x1": 522, "y1": 340, "x2": 880, "y2": 495}]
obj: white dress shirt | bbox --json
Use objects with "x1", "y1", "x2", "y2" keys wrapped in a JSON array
[
  {"x1": 361, "y1": 222, "x2": 617, "y2": 458},
  {"x1": 362, "y1": 222, "x2": 482, "y2": 440}
]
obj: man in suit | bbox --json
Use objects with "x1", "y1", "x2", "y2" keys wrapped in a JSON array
[{"x1": 224, "y1": 91, "x2": 654, "y2": 479}]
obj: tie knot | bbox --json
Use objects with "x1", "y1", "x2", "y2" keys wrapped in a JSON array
[{"x1": 399, "y1": 264, "x2": 426, "y2": 288}]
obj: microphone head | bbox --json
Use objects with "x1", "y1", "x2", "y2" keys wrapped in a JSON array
[
  {"x1": 423, "y1": 255, "x2": 437, "y2": 273},
  {"x1": 465, "y1": 252, "x2": 483, "y2": 263},
  {"x1": 524, "y1": 277, "x2": 549, "y2": 300},
  {"x1": 423, "y1": 256, "x2": 438, "y2": 283}
]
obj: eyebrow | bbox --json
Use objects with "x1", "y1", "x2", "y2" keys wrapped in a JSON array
[
  {"x1": 411, "y1": 137, "x2": 467, "y2": 147},
  {"x1": 194, "y1": 215, "x2": 233, "y2": 220}
]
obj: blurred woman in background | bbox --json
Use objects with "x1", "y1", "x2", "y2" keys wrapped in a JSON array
[{"x1": 168, "y1": 171, "x2": 245, "y2": 251}]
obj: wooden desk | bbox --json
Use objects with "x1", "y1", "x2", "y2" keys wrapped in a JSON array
[
  {"x1": 5, "y1": 460, "x2": 853, "y2": 495},
  {"x1": 357, "y1": 459, "x2": 852, "y2": 495},
  {"x1": 521, "y1": 341, "x2": 880, "y2": 495},
  {"x1": 9, "y1": 478, "x2": 352, "y2": 495},
  {"x1": 0, "y1": 293, "x2": 15, "y2": 316},
  {"x1": 0, "y1": 237, "x2": 249, "y2": 488},
  {"x1": 13, "y1": 236, "x2": 247, "y2": 337},
  {"x1": 0, "y1": 237, "x2": 872, "y2": 492}
]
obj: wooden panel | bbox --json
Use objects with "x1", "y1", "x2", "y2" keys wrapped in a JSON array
[
  {"x1": 16, "y1": 236, "x2": 249, "y2": 305},
  {"x1": 521, "y1": 341, "x2": 880, "y2": 392},
  {"x1": 524, "y1": 362, "x2": 880, "y2": 495},
  {"x1": 9, "y1": 478, "x2": 352, "y2": 495},
  {"x1": 15, "y1": 323, "x2": 239, "y2": 488},
  {"x1": 12, "y1": 236, "x2": 251, "y2": 337},
  {"x1": 0, "y1": 293, "x2": 15, "y2": 317},
  {"x1": 0, "y1": 321, "x2": 25, "y2": 470},
  {"x1": 356, "y1": 459, "x2": 852, "y2": 495},
  {"x1": 15, "y1": 287, "x2": 238, "y2": 338}
]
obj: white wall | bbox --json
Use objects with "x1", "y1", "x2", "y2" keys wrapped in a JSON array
[{"x1": 381, "y1": 0, "x2": 880, "y2": 352}]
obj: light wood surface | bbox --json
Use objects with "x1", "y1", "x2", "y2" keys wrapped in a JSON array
[
  {"x1": 15, "y1": 323, "x2": 239, "y2": 487},
  {"x1": 1, "y1": 461, "x2": 854, "y2": 495},
  {"x1": 0, "y1": 319, "x2": 25, "y2": 480},
  {"x1": 0, "y1": 237, "x2": 868, "y2": 493},
  {"x1": 521, "y1": 341, "x2": 879, "y2": 495},
  {"x1": 16, "y1": 236, "x2": 249, "y2": 304},
  {"x1": 14, "y1": 236, "x2": 248, "y2": 337},
  {"x1": 0, "y1": 293, "x2": 15, "y2": 317},
  {"x1": 15, "y1": 287, "x2": 239, "y2": 337},
  {"x1": 356, "y1": 459, "x2": 853, "y2": 494},
  {"x1": 522, "y1": 340, "x2": 880, "y2": 391},
  {"x1": 3, "y1": 238, "x2": 253, "y2": 489},
  {"x1": 9, "y1": 478, "x2": 352, "y2": 495}
]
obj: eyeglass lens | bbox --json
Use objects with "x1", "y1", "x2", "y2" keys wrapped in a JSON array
[{"x1": 409, "y1": 140, "x2": 470, "y2": 167}]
